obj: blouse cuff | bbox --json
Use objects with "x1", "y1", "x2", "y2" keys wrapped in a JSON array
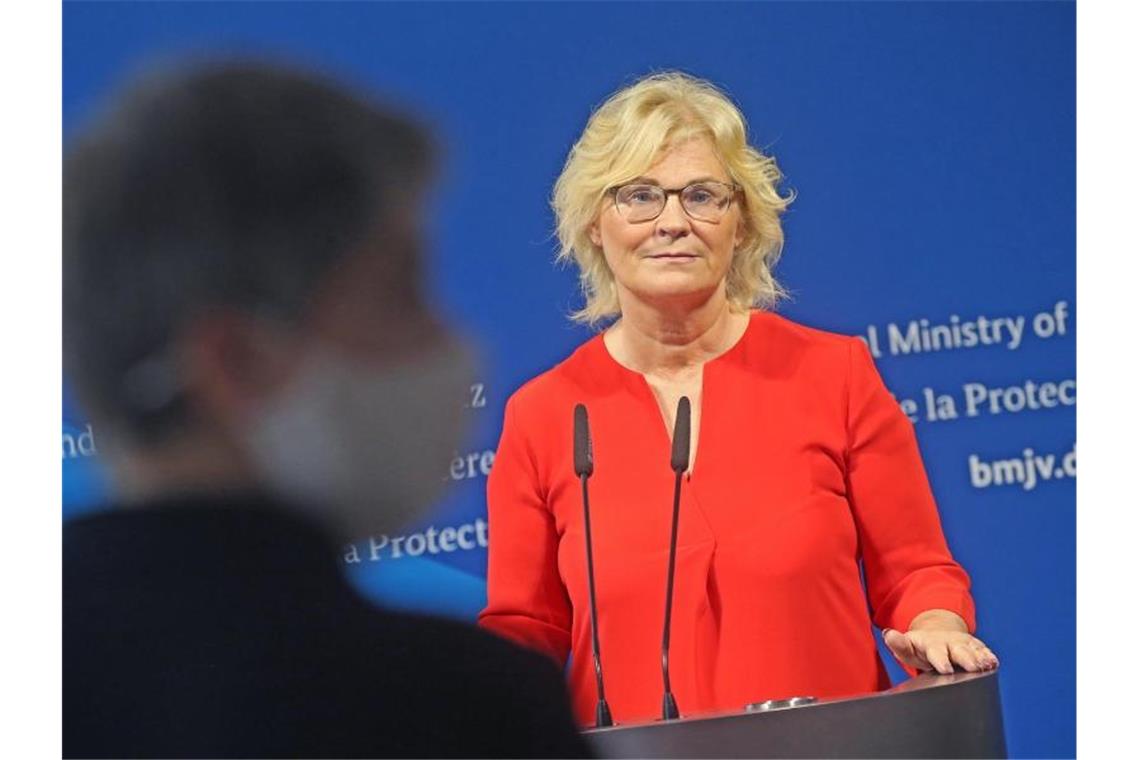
[{"x1": 888, "y1": 586, "x2": 977, "y2": 636}]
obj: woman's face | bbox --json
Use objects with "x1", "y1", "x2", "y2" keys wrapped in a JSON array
[{"x1": 589, "y1": 137, "x2": 745, "y2": 311}]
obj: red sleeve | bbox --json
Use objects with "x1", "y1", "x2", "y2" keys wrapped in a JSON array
[
  {"x1": 476, "y1": 394, "x2": 572, "y2": 666},
  {"x1": 843, "y1": 338, "x2": 977, "y2": 636}
]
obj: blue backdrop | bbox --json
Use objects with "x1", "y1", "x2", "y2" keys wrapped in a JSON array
[{"x1": 62, "y1": 2, "x2": 1075, "y2": 757}]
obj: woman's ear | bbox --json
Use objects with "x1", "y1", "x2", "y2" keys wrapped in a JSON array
[{"x1": 588, "y1": 220, "x2": 602, "y2": 248}]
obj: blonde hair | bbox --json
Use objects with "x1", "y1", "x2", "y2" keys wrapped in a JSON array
[{"x1": 552, "y1": 71, "x2": 793, "y2": 325}]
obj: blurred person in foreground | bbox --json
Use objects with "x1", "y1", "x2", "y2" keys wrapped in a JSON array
[
  {"x1": 63, "y1": 59, "x2": 591, "y2": 759},
  {"x1": 478, "y1": 72, "x2": 998, "y2": 727}
]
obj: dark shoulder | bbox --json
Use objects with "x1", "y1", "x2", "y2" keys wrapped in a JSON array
[
  {"x1": 350, "y1": 608, "x2": 591, "y2": 756},
  {"x1": 369, "y1": 607, "x2": 561, "y2": 678}
]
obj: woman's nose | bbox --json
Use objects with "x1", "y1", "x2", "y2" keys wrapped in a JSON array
[{"x1": 654, "y1": 194, "x2": 692, "y2": 239}]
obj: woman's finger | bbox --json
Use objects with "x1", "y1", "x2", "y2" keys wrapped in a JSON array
[
  {"x1": 949, "y1": 641, "x2": 983, "y2": 672},
  {"x1": 965, "y1": 637, "x2": 999, "y2": 669},
  {"x1": 882, "y1": 629, "x2": 915, "y2": 664},
  {"x1": 922, "y1": 640, "x2": 954, "y2": 675},
  {"x1": 975, "y1": 645, "x2": 1000, "y2": 669},
  {"x1": 883, "y1": 629, "x2": 933, "y2": 671},
  {"x1": 882, "y1": 629, "x2": 915, "y2": 667}
]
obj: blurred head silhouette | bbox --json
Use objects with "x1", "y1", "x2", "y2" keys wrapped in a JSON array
[{"x1": 63, "y1": 59, "x2": 472, "y2": 538}]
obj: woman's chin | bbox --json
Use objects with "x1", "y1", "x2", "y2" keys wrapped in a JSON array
[{"x1": 625, "y1": 278, "x2": 722, "y2": 308}]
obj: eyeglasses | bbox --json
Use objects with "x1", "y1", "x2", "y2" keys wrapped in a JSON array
[{"x1": 609, "y1": 181, "x2": 739, "y2": 223}]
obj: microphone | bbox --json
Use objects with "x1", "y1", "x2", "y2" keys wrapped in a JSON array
[
  {"x1": 574, "y1": 403, "x2": 612, "y2": 728},
  {"x1": 670, "y1": 396, "x2": 692, "y2": 474},
  {"x1": 660, "y1": 396, "x2": 691, "y2": 721}
]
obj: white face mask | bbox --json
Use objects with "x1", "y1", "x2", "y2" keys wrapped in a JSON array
[{"x1": 242, "y1": 338, "x2": 475, "y2": 541}]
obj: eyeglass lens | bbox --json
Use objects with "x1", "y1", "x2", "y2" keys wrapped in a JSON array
[{"x1": 614, "y1": 182, "x2": 734, "y2": 222}]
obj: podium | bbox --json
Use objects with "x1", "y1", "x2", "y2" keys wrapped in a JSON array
[{"x1": 584, "y1": 670, "x2": 1006, "y2": 758}]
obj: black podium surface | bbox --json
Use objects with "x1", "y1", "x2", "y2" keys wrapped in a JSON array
[{"x1": 585, "y1": 669, "x2": 1006, "y2": 758}]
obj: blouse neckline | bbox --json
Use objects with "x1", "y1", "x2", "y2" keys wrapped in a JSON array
[
  {"x1": 593, "y1": 309, "x2": 761, "y2": 380},
  {"x1": 587, "y1": 310, "x2": 763, "y2": 480}
]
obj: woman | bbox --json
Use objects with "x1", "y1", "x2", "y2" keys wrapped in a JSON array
[{"x1": 478, "y1": 72, "x2": 997, "y2": 727}]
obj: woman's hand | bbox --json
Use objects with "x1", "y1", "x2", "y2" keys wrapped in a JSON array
[{"x1": 882, "y1": 609, "x2": 999, "y2": 674}]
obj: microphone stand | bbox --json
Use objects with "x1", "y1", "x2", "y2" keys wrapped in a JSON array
[
  {"x1": 660, "y1": 396, "x2": 691, "y2": 721},
  {"x1": 574, "y1": 403, "x2": 613, "y2": 728}
]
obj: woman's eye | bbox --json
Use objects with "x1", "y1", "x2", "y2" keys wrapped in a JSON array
[{"x1": 628, "y1": 189, "x2": 658, "y2": 204}]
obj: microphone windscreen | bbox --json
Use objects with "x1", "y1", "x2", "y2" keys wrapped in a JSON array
[
  {"x1": 670, "y1": 396, "x2": 691, "y2": 473},
  {"x1": 574, "y1": 403, "x2": 594, "y2": 477}
]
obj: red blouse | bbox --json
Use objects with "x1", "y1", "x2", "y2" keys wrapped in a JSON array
[{"x1": 478, "y1": 311, "x2": 975, "y2": 727}]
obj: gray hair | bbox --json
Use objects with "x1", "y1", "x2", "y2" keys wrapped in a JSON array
[{"x1": 63, "y1": 59, "x2": 435, "y2": 442}]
